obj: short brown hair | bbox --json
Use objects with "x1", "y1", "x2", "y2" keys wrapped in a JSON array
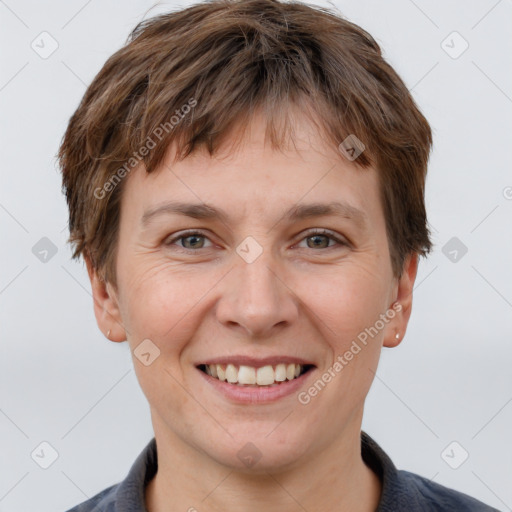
[{"x1": 58, "y1": 0, "x2": 433, "y2": 287}]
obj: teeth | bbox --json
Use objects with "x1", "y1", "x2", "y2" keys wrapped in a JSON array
[
  {"x1": 275, "y1": 364, "x2": 287, "y2": 381},
  {"x1": 226, "y1": 363, "x2": 238, "y2": 383},
  {"x1": 238, "y1": 365, "x2": 256, "y2": 384},
  {"x1": 217, "y1": 365, "x2": 226, "y2": 381},
  {"x1": 256, "y1": 365, "x2": 274, "y2": 385},
  {"x1": 203, "y1": 363, "x2": 306, "y2": 386}
]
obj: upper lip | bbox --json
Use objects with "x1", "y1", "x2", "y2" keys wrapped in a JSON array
[{"x1": 197, "y1": 355, "x2": 316, "y2": 367}]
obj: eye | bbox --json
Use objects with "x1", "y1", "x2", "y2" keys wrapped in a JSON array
[
  {"x1": 164, "y1": 228, "x2": 348, "y2": 252},
  {"x1": 296, "y1": 229, "x2": 348, "y2": 250},
  {"x1": 164, "y1": 230, "x2": 213, "y2": 250}
]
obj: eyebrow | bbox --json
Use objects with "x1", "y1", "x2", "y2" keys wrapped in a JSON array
[{"x1": 141, "y1": 200, "x2": 368, "y2": 229}]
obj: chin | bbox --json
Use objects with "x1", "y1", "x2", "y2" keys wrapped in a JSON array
[{"x1": 201, "y1": 427, "x2": 312, "y2": 474}]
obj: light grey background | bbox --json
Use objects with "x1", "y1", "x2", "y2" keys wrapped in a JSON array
[{"x1": 1, "y1": 0, "x2": 511, "y2": 511}]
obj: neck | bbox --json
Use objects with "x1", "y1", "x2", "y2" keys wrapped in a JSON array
[{"x1": 145, "y1": 416, "x2": 382, "y2": 512}]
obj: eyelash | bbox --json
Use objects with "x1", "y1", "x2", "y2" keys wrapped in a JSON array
[{"x1": 164, "y1": 229, "x2": 348, "y2": 252}]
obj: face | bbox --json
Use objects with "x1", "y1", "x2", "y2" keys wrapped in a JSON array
[{"x1": 88, "y1": 111, "x2": 417, "y2": 473}]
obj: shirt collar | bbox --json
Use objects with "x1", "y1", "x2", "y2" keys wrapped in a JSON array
[
  {"x1": 360, "y1": 430, "x2": 408, "y2": 511},
  {"x1": 112, "y1": 431, "x2": 399, "y2": 511}
]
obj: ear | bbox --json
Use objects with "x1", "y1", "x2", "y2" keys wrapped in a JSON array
[
  {"x1": 383, "y1": 252, "x2": 419, "y2": 348},
  {"x1": 84, "y1": 254, "x2": 127, "y2": 342}
]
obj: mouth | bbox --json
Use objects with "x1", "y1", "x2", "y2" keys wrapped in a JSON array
[
  {"x1": 194, "y1": 356, "x2": 317, "y2": 403},
  {"x1": 196, "y1": 362, "x2": 315, "y2": 387}
]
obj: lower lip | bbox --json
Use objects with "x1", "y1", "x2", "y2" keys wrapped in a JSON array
[{"x1": 196, "y1": 367, "x2": 315, "y2": 404}]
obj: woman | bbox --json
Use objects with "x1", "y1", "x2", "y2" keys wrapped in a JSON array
[{"x1": 58, "y1": 0, "x2": 499, "y2": 510}]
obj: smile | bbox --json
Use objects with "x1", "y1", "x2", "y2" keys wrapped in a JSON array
[{"x1": 198, "y1": 363, "x2": 314, "y2": 386}]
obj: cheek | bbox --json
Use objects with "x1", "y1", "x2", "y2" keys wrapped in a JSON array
[
  {"x1": 132, "y1": 353, "x2": 195, "y2": 430},
  {"x1": 121, "y1": 261, "x2": 221, "y2": 349},
  {"x1": 298, "y1": 261, "x2": 389, "y2": 348}
]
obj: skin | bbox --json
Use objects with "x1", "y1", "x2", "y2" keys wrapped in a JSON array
[{"x1": 86, "y1": 109, "x2": 418, "y2": 512}]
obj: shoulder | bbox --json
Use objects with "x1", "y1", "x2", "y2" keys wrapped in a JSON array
[
  {"x1": 64, "y1": 483, "x2": 119, "y2": 512},
  {"x1": 64, "y1": 437, "x2": 157, "y2": 511},
  {"x1": 361, "y1": 431, "x2": 498, "y2": 511},
  {"x1": 396, "y1": 470, "x2": 500, "y2": 511}
]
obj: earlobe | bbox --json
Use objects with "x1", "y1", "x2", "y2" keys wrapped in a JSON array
[
  {"x1": 84, "y1": 254, "x2": 127, "y2": 342},
  {"x1": 386, "y1": 332, "x2": 402, "y2": 348},
  {"x1": 383, "y1": 253, "x2": 419, "y2": 348},
  {"x1": 382, "y1": 302, "x2": 404, "y2": 348}
]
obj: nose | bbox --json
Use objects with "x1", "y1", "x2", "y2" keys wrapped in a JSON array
[{"x1": 215, "y1": 249, "x2": 299, "y2": 338}]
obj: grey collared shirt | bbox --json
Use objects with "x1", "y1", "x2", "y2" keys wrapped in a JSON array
[{"x1": 65, "y1": 432, "x2": 499, "y2": 511}]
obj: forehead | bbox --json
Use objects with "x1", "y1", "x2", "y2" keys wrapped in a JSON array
[{"x1": 120, "y1": 112, "x2": 383, "y2": 228}]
